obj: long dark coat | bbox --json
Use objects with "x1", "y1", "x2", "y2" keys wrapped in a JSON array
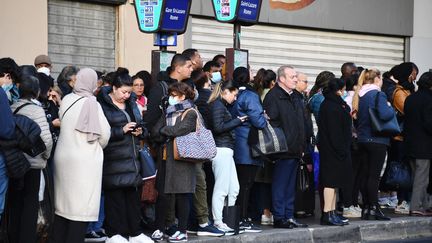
[
  {"x1": 317, "y1": 92, "x2": 353, "y2": 188},
  {"x1": 160, "y1": 109, "x2": 198, "y2": 194}
]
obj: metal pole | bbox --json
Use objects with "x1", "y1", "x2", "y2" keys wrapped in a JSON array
[{"x1": 234, "y1": 23, "x2": 241, "y2": 49}]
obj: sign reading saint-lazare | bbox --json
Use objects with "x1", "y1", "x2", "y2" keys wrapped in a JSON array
[{"x1": 270, "y1": 0, "x2": 315, "y2": 10}]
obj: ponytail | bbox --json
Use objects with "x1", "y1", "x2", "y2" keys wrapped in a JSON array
[{"x1": 351, "y1": 68, "x2": 381, "y2": 118}]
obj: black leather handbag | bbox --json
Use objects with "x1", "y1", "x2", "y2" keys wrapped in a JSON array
[
  {"x1": 222, "y1": 198, "x2": 240, "y2": 235},
  {"x1": 248, "y1": 123, "x2": 288, "y2": 161},
  {"x1": 296, "y1": 159, "x2": 310, "y2": 192},
  {"x1": 368, "y1": 92, "x2": 401, "y2": 136}
]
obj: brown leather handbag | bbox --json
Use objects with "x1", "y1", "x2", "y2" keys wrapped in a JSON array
[{"x1": 141, "y1": 177, "x2": 158, "y2": 204}]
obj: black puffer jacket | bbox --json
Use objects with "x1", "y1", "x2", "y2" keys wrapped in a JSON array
[
  {"x1": 208, "y1": 98, "x2": 242, "y2": 150},
  {"x1": 98, "y1": 86, "x2": 143, "y2": 189},
  {"x1": 0, "y1": 114, "x2": 42, "y2": 178}
]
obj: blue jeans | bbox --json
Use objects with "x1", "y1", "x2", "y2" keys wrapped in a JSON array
[
  {"x1": 87, "y1": 193, "x2": 105, "y2": 233},
  {"x1": 0, "y1": 153, "x2": 8, "y2": 219},
  {"x1": 272, "y1": 159, "x2": 298, "y2": 220}
]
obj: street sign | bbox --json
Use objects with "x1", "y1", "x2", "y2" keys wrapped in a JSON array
[
  {"x1": 134, "y1": 0, "x2": 164, "y2": 33},
  {"x1": 212, "y1": 0, "x2": 261, "y2": 24},
  {"x1": 237, "y1": 0, "x2": 261, "y2": 23},
  {"x1": 212, "y1": 0, "x2": 238, "y2": 22},
  {"x1": 160, "y1": 0, "x2": 192, "y2": 34}
]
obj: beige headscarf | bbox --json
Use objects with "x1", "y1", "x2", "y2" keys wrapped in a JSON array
[{"x1": 73, "y1": 68, "x2": 101, "y2": 142}]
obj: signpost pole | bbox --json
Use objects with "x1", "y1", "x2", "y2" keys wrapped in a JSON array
[{"x1": 233, "y1": 22, "x2": 241, "y2": 49}]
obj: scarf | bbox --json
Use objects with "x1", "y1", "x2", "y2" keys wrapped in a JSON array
[
  {"x1": 165, "y1": 99, "x2": 194, "y2": 126},
  {"x1": 73, "y1": 68, "x2": 101, "y2": 143},
  {"x1": 136, "y1": 95, "x2": 147, "y2": 107}
]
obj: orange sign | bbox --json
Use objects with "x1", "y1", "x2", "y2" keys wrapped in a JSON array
[{"x1": 269, "y1": 0, "x2": 315, "y2": 11}]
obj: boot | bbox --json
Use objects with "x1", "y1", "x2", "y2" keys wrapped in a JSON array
[
  {"x1": 369, "y1": 204, "x2": 391, "y2": 221},
  {"x1": 321, "y1": 211, "x2": 344, "y2": 226},
  {"x1": 361, "y1": 204, "x2": 370, "y2": 220},
  {"x1": 330, "y1": 211, "x2": 346, "y2": 225}
]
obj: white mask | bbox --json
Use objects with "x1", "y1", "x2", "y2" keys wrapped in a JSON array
[{"x1": 37, "y1": 67, "x2": 51, "y2": 76}]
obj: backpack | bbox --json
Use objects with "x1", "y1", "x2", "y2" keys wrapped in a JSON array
[{"x1": 150, "y1": 81, "x2": 169, "y2": 144}]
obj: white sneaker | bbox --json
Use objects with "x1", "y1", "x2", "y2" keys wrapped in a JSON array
[
  {"x1": 151, "y1": 230, "x2": 164, "y2": 242},
  {"x1": 343, "y1": 206, "x2": 361, "y2": 218},
  {"x1": 214, "y1": 222, "x2": 235, "y2": 236},
  {"x1": 395, "y1": 201, "x2": 410, "y2": 214},
  {"x1": 106, "y1": 234, "x2": 129, "y2": 243},
  {"x1": 389, "y1": 196, "x2": 398, "y2": 208},
  {"x1": 129, "y1": 233, "x2": 154, "y2": 243},
  {"x1": 354, "y1": 205, "x2": 362, "y2": 213},
  {"x1": 261, "y1": 214, "x2": 273, "y2": 225}
]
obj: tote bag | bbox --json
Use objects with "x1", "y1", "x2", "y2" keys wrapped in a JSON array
[
  {"x1": 174, "y1": 109, "x2": 217, "y2": 162},
  {"x1": 249, "y1": 123, "x2": 288, "y2": 161},
  {"x1": 369, "y1": 92, "x2": 401, "y2": 136}
]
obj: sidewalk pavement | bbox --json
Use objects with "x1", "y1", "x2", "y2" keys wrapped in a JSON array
[{"x1": 187, "y1": 211, "x2": 432, "y2": 243}]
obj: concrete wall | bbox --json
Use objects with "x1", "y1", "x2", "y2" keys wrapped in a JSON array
[
  {"x1": 191, "y1": 0, "x2": 414, "y2": 36},
  {"x1": 0, "y1": 0, "x2": 48, "y2": 65},
  {"x1": 117, "y1": 2, "x2": 185, "y2": 75},
  {"x1": 409, "y1": 0, "x2": 432, "y2": 74}
]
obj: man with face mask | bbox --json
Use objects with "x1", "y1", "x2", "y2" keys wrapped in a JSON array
[
  {"x1": 34, "y1": 55, "x2": 53, "y2": 77},
  {"x1": 203, "y1": 61, "x2": 223, "y2": 86}
]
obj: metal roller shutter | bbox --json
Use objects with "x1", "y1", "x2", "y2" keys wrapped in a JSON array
[
  {"x1": 48, "y1": 0, "x2": 116, "y2": 78},
  {"x1": 190, "y1": 17, "x2": 405, "y2": 84}
]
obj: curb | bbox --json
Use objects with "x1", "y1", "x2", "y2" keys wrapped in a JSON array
[{"x1": 188, "y1": 217, "x2": 432, "y2": 243}]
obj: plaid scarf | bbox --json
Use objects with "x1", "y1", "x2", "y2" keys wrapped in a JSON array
[{"x1": 166, "y1": 99, "x2": 194, "y2": 126}]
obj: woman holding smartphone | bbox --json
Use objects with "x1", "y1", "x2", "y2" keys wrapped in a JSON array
[{"x1": 208, "y1": 80, "x2": 247, "y2": 235}]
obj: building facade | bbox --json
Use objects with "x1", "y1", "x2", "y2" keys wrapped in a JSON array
[{"x1": 1, "y1": 0, "x2": 431, "y2": 80}]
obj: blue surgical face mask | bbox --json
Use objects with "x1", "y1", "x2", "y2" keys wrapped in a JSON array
[
  {"x1": 342, "y1": 90, "x2": 348, "y2": 99},
  {"x1": 211, "y1": 72, "x2": 222, "y2": 83},
  {"x1": 168, "y1": 96, "x2": 179, "y2": 106}
]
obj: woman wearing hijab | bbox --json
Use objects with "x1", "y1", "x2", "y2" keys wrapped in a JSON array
[{"x1": 50, "y1": 68, "x2": 111, "y2": 243}]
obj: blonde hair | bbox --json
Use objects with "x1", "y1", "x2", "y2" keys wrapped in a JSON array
[
  {"x1": 208, "y1": 80, "x2": 238, "y2": 104},
  {"x1": 352, "y1": 68, "x2": 381, "y2": 117},
  {"x1": 208, "y1": 82, "x2": 222, "y2": 104}
]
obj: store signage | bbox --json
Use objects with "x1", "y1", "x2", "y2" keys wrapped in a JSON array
[
  {"x1": 134, "y1": 0, "x2": 164, "y2": 33},
  {"x1": 160, "y1": 0, "x2": 191, "y2": 34},
  {"x1": 212, "y1": 0, "x2": 262, "y2": 24},
  {"x1": 134, "y1": 0, "x2": 191, "y2": 34},
  {"x1": 212, "y1": 0, "x2": 239, "y2": 22}
]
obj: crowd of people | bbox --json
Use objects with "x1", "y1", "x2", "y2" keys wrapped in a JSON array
[{"x1": 0, "y1": 50, "x2": 431, "y2": 243}]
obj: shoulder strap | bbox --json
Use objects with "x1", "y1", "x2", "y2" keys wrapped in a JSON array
[
  {"x1": 375, "y1": 91, "x2": 380, "y2": 108},
  {"x1": 61, "y1": 97, "x2": 85, "y2": 119},
  {"x1": 13, "y1": 103, "x2": 33, "y2": 115},
  {"x1": 160, "y1": 81, "x2": 168, "y2": 96}
]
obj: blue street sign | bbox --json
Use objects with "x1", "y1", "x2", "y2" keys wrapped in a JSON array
[
  {"x1": 237, "y1": 0, "x2": 261, "y2": 23},
  {"x1": 160, "y1": 0, "x2": 191, "y2": 34}
]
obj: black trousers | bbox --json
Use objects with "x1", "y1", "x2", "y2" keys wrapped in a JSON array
[
  {"x1": 48, "y1": 215, "x2": 88, "y2": 243},
  {"x1": 359, "y1": 143, "x2": 387, "y2": 205},
  {"x1": 7, "y1": 169, "x2": 41, "y2": 243},
  {"x1": 235, "y1": 164, "x2": 258, "y2": 220},
  {"x1": 155, "y1": 192, "x2": 191, "y2": 233},
  {"x1": 104, "y1": 187, "x2": 143, "y2": 238},
  {"x1": 351, "y1": 146, "x2": 363, "y2": 206}
]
